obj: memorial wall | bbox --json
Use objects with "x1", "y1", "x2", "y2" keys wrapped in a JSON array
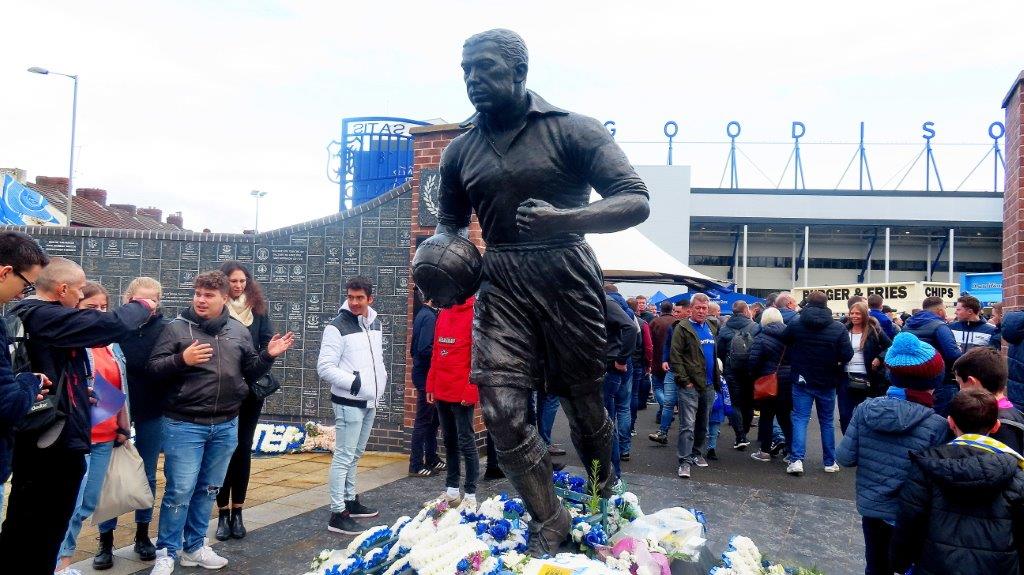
[{"x1": 3, "y1": 182, "x2": 414, "y2": 452}]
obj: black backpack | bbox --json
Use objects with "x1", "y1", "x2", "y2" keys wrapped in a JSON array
[
  {"x1": 727, "y1": 325, "x2": 757, "y2": 379},
  {"x1": 4, "y1": 312, "x2": 30, "y2": 374}
]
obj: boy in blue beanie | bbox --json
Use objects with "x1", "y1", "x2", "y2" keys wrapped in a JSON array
[{"x1": 837, "y1": 332, "x2": 949, "y2": 575}]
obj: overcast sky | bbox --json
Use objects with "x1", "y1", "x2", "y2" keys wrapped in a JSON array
[{"x1": 3, "y1": 1, "x2": 1021, "y2": 233}]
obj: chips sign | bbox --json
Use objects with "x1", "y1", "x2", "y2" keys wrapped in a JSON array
[{"x1": 794, "y1": 281, "x2": 960, "y2": 315}]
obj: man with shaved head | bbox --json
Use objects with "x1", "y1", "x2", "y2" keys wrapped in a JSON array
[{"x1": 0, "y1": 257, "x2": 157, "y2": 571}]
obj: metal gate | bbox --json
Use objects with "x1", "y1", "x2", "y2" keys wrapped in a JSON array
[{"x1": 328, "y1": 116, "x2": 429, "y2": 211}]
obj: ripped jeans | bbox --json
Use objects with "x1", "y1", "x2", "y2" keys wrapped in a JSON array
[{"x1": 157, "y1": 417, "x2": 238, "y2": 558}]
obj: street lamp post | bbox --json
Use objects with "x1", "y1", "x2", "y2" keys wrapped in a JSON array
[
  {"x1": 28, "y1": 67, "x2": 78, "y2": 226},
  {"x1": 250, "y1": 190, "x2": 267, "y2": 233}
]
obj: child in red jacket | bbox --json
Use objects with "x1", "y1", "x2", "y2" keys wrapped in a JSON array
[{"x1": 426, "y1": 296, "x2": 479, "y2": 507}]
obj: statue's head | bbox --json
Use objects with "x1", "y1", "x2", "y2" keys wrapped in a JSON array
[{"x1": 462, "y1": 29, "x2": 529, "y2": 115}]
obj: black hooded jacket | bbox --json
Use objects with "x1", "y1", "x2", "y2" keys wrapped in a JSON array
[
  {"x1": 11, "y1": 297, "x2": 152, "y2": 452},
  {"x1": 892, "y1": 443, "x2": 1024, "y2": 575},
  {"x1": 782, "y1": 302, "x2": 854, "y2": 389}
]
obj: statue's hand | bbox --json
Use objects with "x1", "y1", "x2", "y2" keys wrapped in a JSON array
[{"x1": 516, "y1": 199, "x2": 566, "y2": 238}]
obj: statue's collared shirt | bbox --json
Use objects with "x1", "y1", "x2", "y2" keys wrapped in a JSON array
[{"x1": 438, "y1": 91, "x2": 648, "y2": 246}]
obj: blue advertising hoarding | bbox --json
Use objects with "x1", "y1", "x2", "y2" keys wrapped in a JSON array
[{"x1": 960, "y1": 272, "x2": 1002, "y2": 306}]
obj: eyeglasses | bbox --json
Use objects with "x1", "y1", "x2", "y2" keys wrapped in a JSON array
[{"x1": 13, "y1": 270, "x2": 35, "y2": 296}]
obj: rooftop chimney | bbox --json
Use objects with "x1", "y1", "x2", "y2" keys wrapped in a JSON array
[
  {"x1": 110, "y1": 203, "x2": 137, "y2": 216},
  {"x1": 36, "y1": 176, "x2": 69, "y2": 188},
  {"x1": 167, "y1": 212, "x2": 183, "y2": 228},
  {"x1": 76, "y1": 188, "x2": 108, "y2": 206},
  {"x1": 137, "y1": 207, "x2": 162, "y2": 221}
]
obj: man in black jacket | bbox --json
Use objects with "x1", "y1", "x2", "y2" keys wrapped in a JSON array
[
  {"x1": 0, "y1": 232, "x2": 49, "y2": 535},
  {"x1": 783, "y1": 290, "x2": 854, "y2": 476},
  {"x1": 603, "y1": 292, "x2": 638, "y2": 483},
  {"x1": 0, "y1": 257, "x2": 155, "y2": 573},
  {"x1": 409, "y1": 298, "x2": 442, "y2": 476},
  {"x1": 147, "y1": 271, "x2": 293, "y2": 574},
  {"x1": 717, "y1": 301, "x2": 760, "y2": 448}
]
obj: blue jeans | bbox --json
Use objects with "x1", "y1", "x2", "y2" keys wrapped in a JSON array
[
  {"x1": 659, "y1": 371, "x2": 678, "y2": 434},
  {"x1": 677, "y1": 385, "x2": 713, "y2": 463},
  {"x1": 790, "y1": 383, "x2": 837, "y2": 466},
  {"x1": 60, "y1": 441, "x2": 115, "y2": 557},
  {"x1": 603, "y1": 368, "x2": 630, "y2": 478},
  {"x1": 629, "y1": 363, "x2": 649, "y2": 431},
  {"x1": 330, "y1": 403, "x2": 376, "y2": 511},
  {"x1": 99, "y1": 417, "x2": 163, "y2": 532},
  {"x1": 708, "y1": 420, "x2": 722, "y2": 451},
  {"x1": 617, "y1": 360, "x2": 634, "y2": 454},
  {"x1": 651, "y1": 373, "x2": 666, "y2": 423},
  {"x1": 157, "y1": 417, "x2": 238, "y2": 558},
  {"x1": 537, "y1": 391, "x2": 560, "y2": 445},
  {"x1": 932, "y1": 381, "x2": 958, "y2": 418}
]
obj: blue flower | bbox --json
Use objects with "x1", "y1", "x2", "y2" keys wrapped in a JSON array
[
  {"x1": 476, "y1": 522, "x2": 489, "y2": 536},
  {"x1": 567, "y1": 476, "x2": 586, "y2": 493},
  {"x1": 489, "y1": 520, "x2": 510, "y2": 540},
  {"x1": 583, "y1": 530, "x2": 605, "y2": 548},
  {"x1": 457, "y1": 558, "x2": 470, "y2": 572},
  {"x1": 503, "y1": 500, "x2": 525, "y2": 516}
]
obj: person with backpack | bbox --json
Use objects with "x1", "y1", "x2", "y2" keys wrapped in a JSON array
[
  {"x1": 717, "y1": 300, "x2": 759, "y2": 449},
  {"x1": 839, "y1": 302, "x2": 892, "y2": 435},
  {"x1": 953, "y1": 347, "x2": 1024, "y2": 454},
  {"x1": 0, "y1": 231, "x2": 50, "y2": 532},
  {"x1": 0, "y1": 257, "x2": 155, "y2": 574},
  {"x1": 903, "y1": 296, "x2": 962, "y2": 416}
]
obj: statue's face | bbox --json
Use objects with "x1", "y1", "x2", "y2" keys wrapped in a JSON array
[{"x1": 462, "y1": 40, "x2": 520, "y2": 114}]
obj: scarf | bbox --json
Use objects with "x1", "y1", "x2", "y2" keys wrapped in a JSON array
[
  {"x1": 182, "y1": 306, "x2": 230, "y2": 336},
  {"x1": 950, "y1": 434, "x2": 1024, "y2": 469},
  {"x1": 227, "y1": 293, "x2": 254, "y2": 327}
]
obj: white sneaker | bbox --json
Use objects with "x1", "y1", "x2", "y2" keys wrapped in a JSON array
[
  {"x1": 180, "y1": 541, "x2": 228, "y2": 569},
  {"x1": 786, "y1": 460, "x2": 804, "y2": 476},
  {"x1": 150, "y1": 549, "x2": 175, "y2": 575},
  {"x1": 824, "y1": 463, "x2": 841, "y2": 473},
  {"x1": 463, "y1": 493, "x2": 478, "y2": 508}
]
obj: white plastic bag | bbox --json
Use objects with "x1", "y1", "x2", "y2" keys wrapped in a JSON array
[{"x1": 92, "y1": 441, "x2": 154, "y2": 525}]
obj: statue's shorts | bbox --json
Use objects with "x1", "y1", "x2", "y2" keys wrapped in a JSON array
[{"x1": 471, "y1": 238, "x2": 607, "y2": 397}]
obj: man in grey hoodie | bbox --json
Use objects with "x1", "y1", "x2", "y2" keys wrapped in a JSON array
[{"x1": 317, "y1": 276, "x2": 388, "y2": 535}]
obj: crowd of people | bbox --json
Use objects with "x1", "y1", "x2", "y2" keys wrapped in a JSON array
[
  {"x1": 4, "y1": 223, "x2": 1024, "y2": 573},
  {"x1": 0, "y1": 230, "x2": 326, "y2": 575}
]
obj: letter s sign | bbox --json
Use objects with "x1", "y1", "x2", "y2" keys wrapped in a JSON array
[{"x1": 922, "y1": 121, "x2": 936, "y2": 140}]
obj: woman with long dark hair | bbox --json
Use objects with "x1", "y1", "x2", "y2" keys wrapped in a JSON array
[
  {"x1": 839, "y1": 301, "x2": 892, "y2": 434},
  {"x1": 215, "y1": 261, "x2": 273, "y2": 540}
]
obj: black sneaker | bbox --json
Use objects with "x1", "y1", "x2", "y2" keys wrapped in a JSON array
[
  {"x1": 620, "y1": 452, "x2": 630, "y2": 461},
  {"x1": 733, "y1": 437, "x2": 750, "y2": 451},
  {"x1": 706, "y1": 448, "x2": 718, "y2": 460},
  {"x1": 769, "y1": 440, "x2": 786, "y2": 457},
  {"x1": 345, "y1": 496, "x2": 379, "y2": 518},
  {"x1": 648, "y1": 431, "x2": 668, "y2": 445},
  {"x1": 328, "y1": 511, "x2": 365, "y2": 535}
]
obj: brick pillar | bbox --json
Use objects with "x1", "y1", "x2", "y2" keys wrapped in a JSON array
[
  {"x1": 1003, "y1": 71, "x2": 1024, "y2": 310},
  {"x1": 402, "y1": 124, "x2": 489, "y2": 451}
]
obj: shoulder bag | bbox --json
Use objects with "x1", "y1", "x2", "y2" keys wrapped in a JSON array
[{"x1": 753, "y1": 347, "x2": 785, "y2": 401}]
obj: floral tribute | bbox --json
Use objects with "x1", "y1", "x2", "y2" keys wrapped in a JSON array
[
  {"x1": 297, "y1": 472, "x2": 813, "y2": 575},
  {"x1": 250, "y1": 423, "x2": 306, "y2": 455}
]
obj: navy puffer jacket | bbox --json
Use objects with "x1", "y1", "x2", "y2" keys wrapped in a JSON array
[
  {"x1": 782, "y1": 302, "x2": 854, "y2": 389},
  {"x1": 892, "y1": 444, "x2": 1024, "y2": 575},
  {"x1": 1001, "y1": 310, "x2": 1024, "y2": 412},
  {"x1": 747, "y1": 322, "x2": 794, "y2": 386},
  {"x1": 835, "y1": 394, "x2": 948, "y2": 520}
]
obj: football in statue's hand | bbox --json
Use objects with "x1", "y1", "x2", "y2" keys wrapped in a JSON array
[{"x1": 412, "y1": 233, "x2": 482, "y2": 308}]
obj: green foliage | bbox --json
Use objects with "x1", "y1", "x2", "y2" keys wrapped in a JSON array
[{"x1": 586, "y1": 459, "x2": 602, "y2": 516}]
